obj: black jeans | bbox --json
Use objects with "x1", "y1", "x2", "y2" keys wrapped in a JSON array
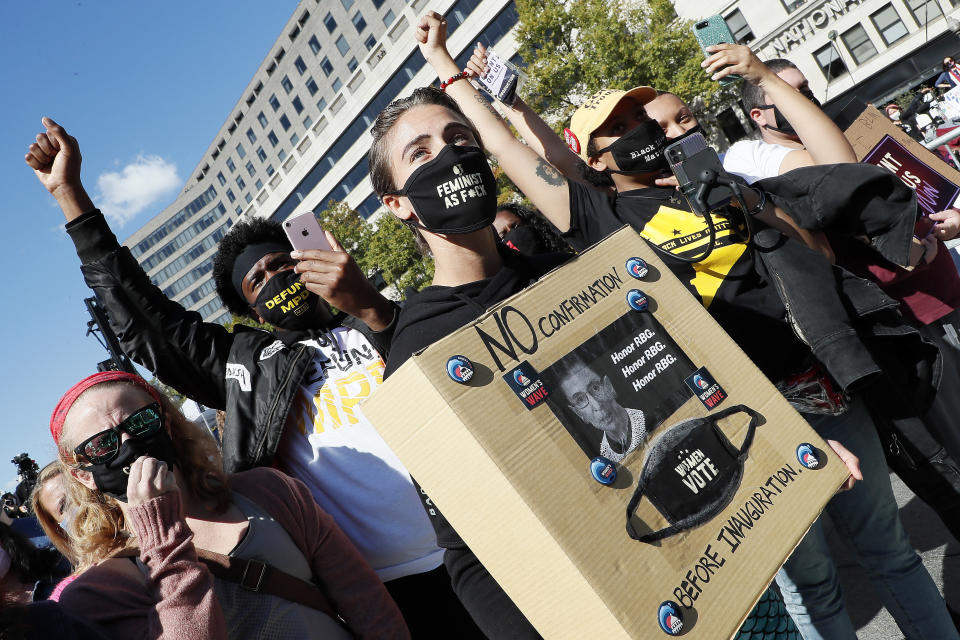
[
  {"x1": 385, "y1": 565, "x2": 487, "y2": 638},
  {"x1": 443, "y1": 547, "x2": 542, "y2": 639}
]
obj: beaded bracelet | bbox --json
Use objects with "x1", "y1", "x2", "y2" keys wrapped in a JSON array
[{"x1": 440, "y1": 71, "x2": 469, "y2": 92}]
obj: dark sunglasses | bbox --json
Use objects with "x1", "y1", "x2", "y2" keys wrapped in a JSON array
[{"x1": 73, "y1": 403, "x2": 164, "y2": 466}]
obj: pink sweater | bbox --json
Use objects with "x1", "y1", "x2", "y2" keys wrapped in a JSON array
[{"x1": 57, "y1": 467, "x2": 409, "y2": 640}]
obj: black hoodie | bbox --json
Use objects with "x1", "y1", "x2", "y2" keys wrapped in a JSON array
[{"x1": 384, "y1": 247, "x2": 571, "y2": 379}]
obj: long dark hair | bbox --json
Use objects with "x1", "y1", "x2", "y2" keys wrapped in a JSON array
[{"x1": 0, "y1": 523, "x2": 60, "y2": 587}]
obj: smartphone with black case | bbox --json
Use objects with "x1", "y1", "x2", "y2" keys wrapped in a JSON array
[
  {"x1": 692, "y1": 15, "x2": 742, "y2": 85},
  {"x1": 665, "y1": 132, "x2": 732, "y2": 215}
]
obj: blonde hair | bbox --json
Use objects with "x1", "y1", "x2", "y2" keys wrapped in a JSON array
[
  {"x1": 30, "y1": 461, "x2": 77, "y2": 565},
  {"x1": 57, "y1": 381, "x2": 230, "y2": 572}
]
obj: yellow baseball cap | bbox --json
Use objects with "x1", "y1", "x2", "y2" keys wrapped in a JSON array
[{"x1": 564, "y1": 86, "x2": 658, "y2": 161}]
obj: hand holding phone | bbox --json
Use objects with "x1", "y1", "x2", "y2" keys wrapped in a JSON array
[
  {"x1": 692, "y1": 16, "x2": 742, "y2": 85},
  {"x1": 284, "y1": 210, "x2": 333, "y2": 253},
  {"x1": 664, "y1": 132, "x2": 733, "y2": 214}
]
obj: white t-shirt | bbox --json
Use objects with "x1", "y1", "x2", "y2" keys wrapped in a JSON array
[
  {"x1": 276, "y1": 326, "x2": 443, "y2": 581},
  {"x1": 722, "y1": 139, "x2": 796, "y2": 184}
]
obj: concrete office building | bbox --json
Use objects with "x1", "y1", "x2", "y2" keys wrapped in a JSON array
[
  {"x1": 125, "y1": 0, "x2": 521, "y2": 324},
  {"x1": 672, "y1": 0, "x2": 960, "y2": 140}
]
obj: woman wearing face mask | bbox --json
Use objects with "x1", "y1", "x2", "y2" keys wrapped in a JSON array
[
  {"x1": 453, "y1": 38, "x2": 958, "y2": 640},
  {"x1": 494, "y1": 202, "x2": 574, "y2": 256},
  {"x1": 49, "y1": 370, "x2": 408, "y2": 640}
]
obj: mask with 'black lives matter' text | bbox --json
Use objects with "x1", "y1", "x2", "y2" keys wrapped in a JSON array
[{"x1": 389, "y1": 144, "x2": 498, "y2": 234}]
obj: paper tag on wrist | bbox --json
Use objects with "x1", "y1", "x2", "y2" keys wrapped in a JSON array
[{"x1": 477, "y1": 49, "x2": 524, "y2": 107}]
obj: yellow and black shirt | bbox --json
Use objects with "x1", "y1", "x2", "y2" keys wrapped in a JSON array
[{"x1": 564, "y1": 181, "x2": 808, "y2": 382}]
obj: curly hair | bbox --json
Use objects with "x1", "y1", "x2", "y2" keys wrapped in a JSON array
[
  {"x1": 496, "y1": 202, "x2": 575, "y2": 254},
  {"x1": 57, "y1": 381, "x2": 230, "y2": 572},
  {"x1": 29, "y1": 462, "x2": 76, "y2": 566},
  {"x1": 212, "y1": 217, "x2": 291, "y2": 318}
]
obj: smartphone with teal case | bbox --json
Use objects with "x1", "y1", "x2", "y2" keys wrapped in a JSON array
[{"x1": 692, "y1": 15, "x2": 742, "y2": 85}]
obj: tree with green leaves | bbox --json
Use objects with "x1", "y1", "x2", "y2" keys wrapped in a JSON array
[
  {"x1": 315, "y1": 199, "x2": 434, "y2": 298},
  {"x1": 513, "y1": 0, "x2": 736, "y2": 129}
]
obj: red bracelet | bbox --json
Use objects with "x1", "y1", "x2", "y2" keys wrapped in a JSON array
[{"x1": 440, "y1": 71, "x2": 469, "y2": 92}]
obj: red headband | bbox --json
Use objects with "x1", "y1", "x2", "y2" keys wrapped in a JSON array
[{"x1": 50, "y1": 371, "x2": 163, "y2": 446}]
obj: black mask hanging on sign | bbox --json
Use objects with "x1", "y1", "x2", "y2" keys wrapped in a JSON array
[
  {"x1": 85, "y1": 431, "x2": 179, "y2": 502},
  {"x1": 625, "y1": 404, "x2": 763, "y2": 543},
  {"x1": 254, "y1": 269, "x2": 334, "y2": 331},
  {"x1": 758, "y1": 88, "x2": 820, "y2": 136},
  {"x1": 594, "y1": 119, "x2": 669, "y2": 175},
  {"x1": 389, "y1": 144, "x2": 498, "y2": 234},
  {"x1": 502, "y1": 224, "x2": 547, "y2": 255}
]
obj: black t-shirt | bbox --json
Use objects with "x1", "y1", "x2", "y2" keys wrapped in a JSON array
[{"x1": 564, "y1": 180, "x2": 808, "y2": 382}]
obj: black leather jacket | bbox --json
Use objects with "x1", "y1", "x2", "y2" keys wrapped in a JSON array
[
  {"x1": 66, "y1": 210, "x2": 396, "y2": 474},
  {"x1": 754, "y1": 163, "x2": 939, "y2": 399}
]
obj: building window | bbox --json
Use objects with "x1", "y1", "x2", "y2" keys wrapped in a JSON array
[
  {"x1": 725, "y1": 9, "x2": 754, "y2": 45},
  {"x1": 291, "y1": 132, "x2": 300, "y2": 146},
  {"x1": 246, "y1": 161, "x2": 256, "y2": 177},
  {"x1": 332, "y1": 77, "x2": 343, "y2": 92},
  {"x1": 246, "y1": 127, "x2": 256, "y2": 143},
  {"x1": 871, "y1": 5, "x2": 909, "y2": 45},
  {"x1": 266, "y1": 164, "x2": 275, "y2": 176},
  {"x1": 268, "y1": 131, "x2": 279, "y2": 147},
  {"x1": 717, "y1": 107, "x2": 748, "y2": 144},
  {"x1": 217, "y1": 171, "x2": 226, "y2": 186},
  {"x1": 235, "y1": 205, "x2": 243, "y2": 216},
  {"x1": 324, "y1": 12, "x2": 337, "y2": 32},
  {"x1": 269, "y1": 94, "x2": 280, "y2": 111},
  {"x1": 336, "y1": 35, "x2": 350, "y2": 56},
  {"x1": 364, "y1": 34, "x2": 376, "y2": 50},
  {"x1": 236, "y1": 176, "x2": 246, "y2": 190},
  {"x1": 294, "y1": 56, "x2": 307, "y2": 75},
  {"x1": 226, "y1": 158, "x2": 236, "y2": 172},
  {"x1": 227, "y1": 189, "x2": 235, "y2": 203},
  {"x1": 255, "y1": 178, "x2": 263, "y2": 191},
  {"x1": 841, "y1": 25, "x2": 878, "y2": 64},
  {"x1": 814, "y1": 43, "x2": 847, "y2": 80},
  {"x1": 904, "y1": 0, "x2": 942, "y2": 25},
  {"x1": 256, "y1": 146, "x2": 267, "y2": 162},
  {"x1": 373, "y1": 0, "x2": 385, "y2": 8},
  {"x1": 308, "y1": 35, "x2": 321, "y2": 55},
  {"x1": 347, "y1": 57, "x2": 358, "y2": 72},
  {"x1": 292, "y1": 96, "x2": 304, "y2": 114},
  {"x1": 303, "y1": 115, "x2": 313, "y2": 129},
  {"x1": 306, "y1": 76, "x2": 319, "y2": 96},
  {"x1": 780, "y1": 0, "x2": 807, "y2": 12},
  {"x1": 352, "y1": 11, "x2": 367, "y2": 33},
  {"x1": 235, "y1": 143, "x2": 246, "y2": 158},
  {"x1": 257, "y1": 111, "x2": 268, "y2": 128},
  {"x1": 340, "y1": 0, "x2": 353, "y2": 9},
  {"x1": 320, "y1": 57, "x2": 334, "y2": 76},
  {"x1": 245, "y1": 193, "x2": 253, "y2": 204},
  {"x1": 279, "y1": 114, "x2": 291, "y2": 131},
  {"x1": 317, "y1": 97, "x2": 327, "y2": 111},
  {"x1": 383, "y1": 9, "x2": 395, "y2": 26},
  {"x1": 281, "y1": 75, "x2": 294, "y2": 94},
  {"x1": 278, "y1": 149, "x2": 287, "y2": 161}
]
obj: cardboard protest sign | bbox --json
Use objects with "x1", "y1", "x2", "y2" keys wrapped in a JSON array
[
  {"x1": 842, "y1": 104, "x2": 960, "y2": 215},
  {"x1": 364, "y1": 227, "x2": 849, "y2": 639}
]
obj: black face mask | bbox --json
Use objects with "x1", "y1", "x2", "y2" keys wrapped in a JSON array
[
  {"x1": 626, "y1": 405, "x2": 762, "y2": 543},
  {"x1": 502, "y1": 224, "x2": 546, "y2": 255},
  {"x1": 669, "y1": 123, "x2": 705, "y2": 145},
  {"x1": 390, "y1": 144, "x2": 498, "y2": 234},
  {"x1": 758, "y1": 88, "x2": 820, "y2": 136},
  {"x1": 86, "y1": 430, "x2": 179, "y2": 502},
  {"x1": 254, "y1": 269, "x2": 334, "y2": 331},
  {"x1": 595, "y1": 119, "x2": 669, "y2": 175}
]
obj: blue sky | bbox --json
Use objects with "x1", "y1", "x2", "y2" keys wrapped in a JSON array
[{"x1": 0, "y1": 1, "x2": 297, "y2": 490}]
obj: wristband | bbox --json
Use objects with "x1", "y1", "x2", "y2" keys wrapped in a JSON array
[
  {"x1": 747, "y1": 186, "x2": 766, "y2": 215},
  {"x1": 440, "y1": 72, "x2": 469, "y2": 92}
]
